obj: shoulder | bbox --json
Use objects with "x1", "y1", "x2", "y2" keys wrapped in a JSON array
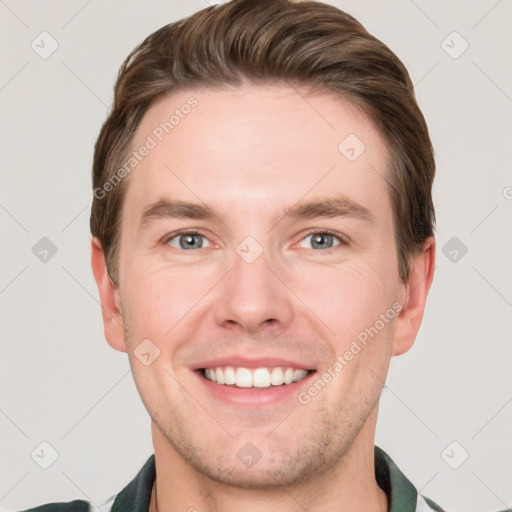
[
  {"x1": 417, "y1": 495, "x2": 446, "y2": 511},
  {"x1": 7, "y1": 500, "x2": 91, "y2": 512},
  {"x1": 3, "y1": 454, "x2": 153, "y2": 512}
]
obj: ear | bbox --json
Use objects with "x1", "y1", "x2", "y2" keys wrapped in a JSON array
[
  {"x1": 91, "y1": 237, "x2": 127, "y2": 353},
  {"x1": 392, "y1": 236, "x2": 436, "y2": 356}
]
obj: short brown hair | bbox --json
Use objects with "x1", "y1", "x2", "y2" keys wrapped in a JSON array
[{"x1": 90, "y1": 0, "x2": 435, "y2": 286}]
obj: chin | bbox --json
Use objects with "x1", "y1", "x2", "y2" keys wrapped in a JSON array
[{"x1": 198, "y1": 457, "x2": 315, "y2": 489}]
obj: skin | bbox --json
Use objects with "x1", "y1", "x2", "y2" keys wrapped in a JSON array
[{"x1": 92, "y1": 84, "x2": 435, "y2": 512}]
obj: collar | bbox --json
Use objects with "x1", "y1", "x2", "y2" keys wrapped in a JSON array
[{"x1": 109, "y1": 446, "x2": 436, "y2": 512}]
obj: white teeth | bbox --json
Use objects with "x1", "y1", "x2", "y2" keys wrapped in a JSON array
[
  {"x1": 202, "y1": 366, "x2": 309, "y2": 388},
  {"x1": 293, "y1": 369, "x2": 308, "y2": 382},
  {"x1": 224, "y1": 366, "x2": 236, "y2": 385},
  {"x1": 206, "y1": 368, "x2": 217, "y2": 382},
  {"x1": 270, "y1": 367, "x2": 284, "y2": 386},
  {"x1": 253, "y1": 368, "x2": 271, "y2": 388},
  {"x1": 215, "y1": 367, "x2": 225, "y2": 384},
  {"x1": 235, "y1": 368, "x2": 252, "y2": 388}
]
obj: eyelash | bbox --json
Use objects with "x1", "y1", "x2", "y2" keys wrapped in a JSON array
[
  {"x1": 297, "y1": 229, "x2": 348, "y2": 250},
  {"x1": 162, "y1": 229, "x2": 348, "y2": 251}
]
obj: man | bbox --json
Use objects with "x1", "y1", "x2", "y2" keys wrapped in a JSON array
[{"x1": 18, "y1": 0, "x2": 454, "y2": 510}]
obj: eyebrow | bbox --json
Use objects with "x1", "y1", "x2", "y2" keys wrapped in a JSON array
[
  {"x1": 139, "y1": 200, "x2": 215, "y2": 229},
  {"x1": 138, "y1": 194, "x2": 374, "y2": 230},
  {"x1": 283, "y1": 194, "x2": 373, "y2": 223}
]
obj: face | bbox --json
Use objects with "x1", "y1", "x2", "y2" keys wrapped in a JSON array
[{"x1": 94, "y1": 84, "x2": 432, "y2": 487}]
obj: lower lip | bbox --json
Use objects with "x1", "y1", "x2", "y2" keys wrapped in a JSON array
[{"x1": 194, "y1": 370, "x2": 316, "y2": 406}]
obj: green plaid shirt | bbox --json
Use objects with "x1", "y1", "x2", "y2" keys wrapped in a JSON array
[{"x1": 15, "y1": 447, "x2": 450, "y2": 511}]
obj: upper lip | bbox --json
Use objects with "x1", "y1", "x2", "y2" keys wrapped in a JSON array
[{"x1": 191, "y1": 356, "x2": 316, "y2": 371}]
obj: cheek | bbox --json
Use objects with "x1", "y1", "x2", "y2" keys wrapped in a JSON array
[
  {"x1": 307, "y1": 263, "x2": 396, "y2": 403},
  {"x1": 291, "y1": 260, "x2": 397, "y2": 342},
  {"x1": 120, "y1": 260, "x2": 216, "y2": 341}
]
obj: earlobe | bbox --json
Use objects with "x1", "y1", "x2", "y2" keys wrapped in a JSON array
[
  {"x1": 90, "y1": 237, "x2": 127, "y2": 353},
  {"x1": 392, "y1": 236, "x2": 436, "y2": 356}
]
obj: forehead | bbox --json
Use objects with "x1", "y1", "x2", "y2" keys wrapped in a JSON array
[{"x1": 124, "y1": 84, "x2": 392, "y2": 222}]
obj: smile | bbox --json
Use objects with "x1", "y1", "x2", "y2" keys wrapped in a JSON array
[{"x1": 202, "y1": 366, "x2": 311, "y2": 388}]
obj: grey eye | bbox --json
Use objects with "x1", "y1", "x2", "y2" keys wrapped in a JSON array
[
  {"x1": 167, "y1": 233, "x2": 212, "y2": 250},
  {"x1": 300, "y1": 233, "x2": 341, "y2": 250}
]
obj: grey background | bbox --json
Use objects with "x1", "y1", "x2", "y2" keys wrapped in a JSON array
[{"x1": 0, "y1": 0, "x2": 511, "y2": 510}]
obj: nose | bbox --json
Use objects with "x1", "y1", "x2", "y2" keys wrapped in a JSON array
[{"x1": 213, "y1": 244, "x2": 294, "y2": 335}]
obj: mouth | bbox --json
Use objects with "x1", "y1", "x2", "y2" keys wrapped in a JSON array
[
  {"x1": 199, "y1": 365, "x2": 313, "y2": 389},
  {"x1": 191, "y1": 356, "x2": 317, "y2": 405}
]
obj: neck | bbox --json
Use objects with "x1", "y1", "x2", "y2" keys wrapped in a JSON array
[{"x1": 149, "y1": 413, "x2": 388, "y2": 512}]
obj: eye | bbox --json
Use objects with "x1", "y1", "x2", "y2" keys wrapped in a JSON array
[
  {"x1": 298, "y1": 231, "x2": 344, "y2": 250},
  {"x1": 165, "y1": 232, "x2": 212, "y2": 250}
]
